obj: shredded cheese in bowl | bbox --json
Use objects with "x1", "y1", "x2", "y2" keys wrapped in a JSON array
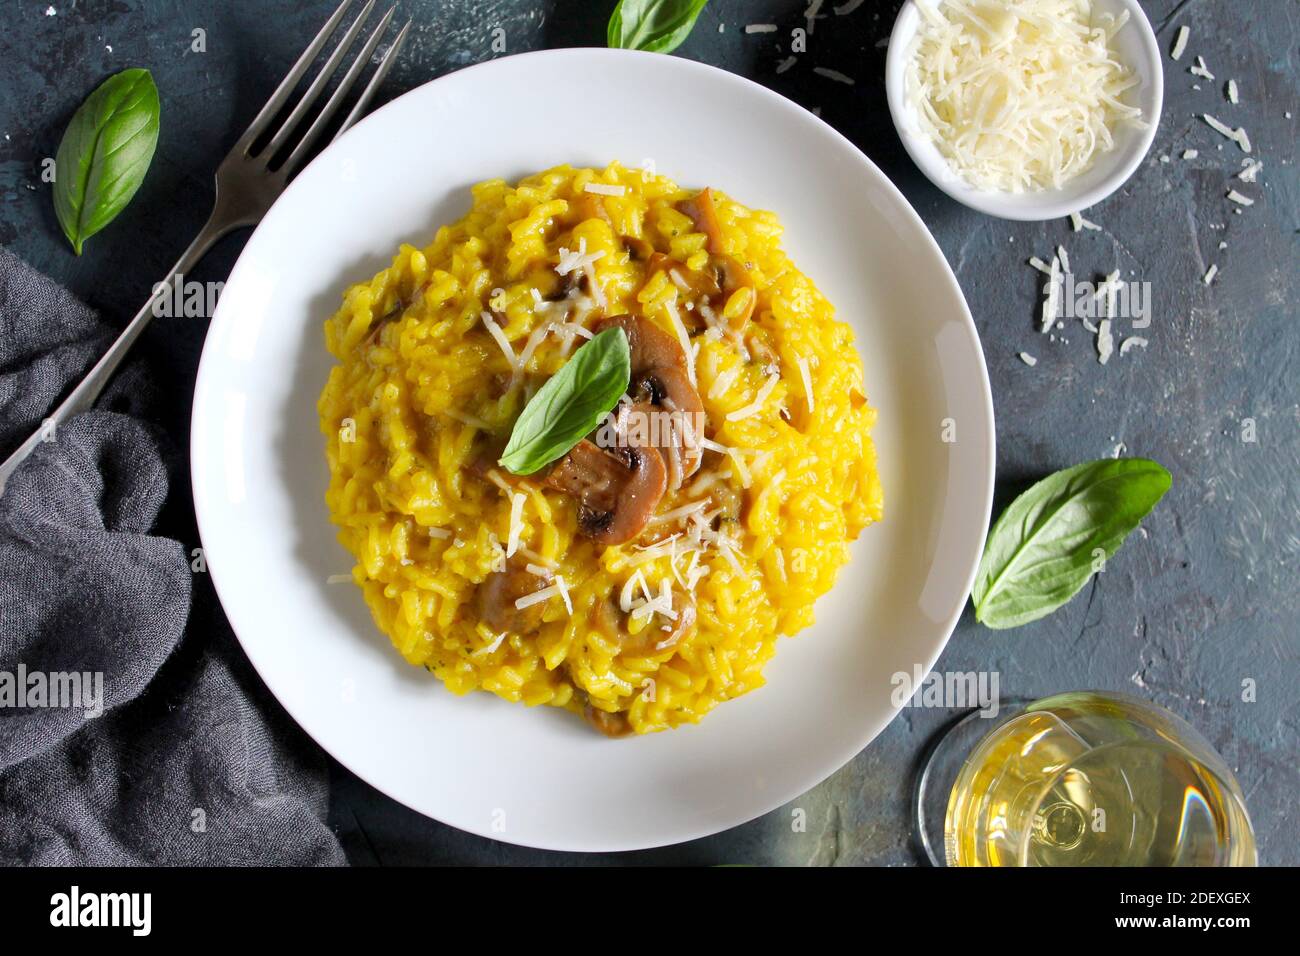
[{"x1": 904, "y1": 0, "x2": 1146, "y2": 193}]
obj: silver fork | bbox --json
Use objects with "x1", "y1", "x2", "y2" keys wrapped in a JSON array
[{"x1": 0, "y1": 0, "x2": 410, "y2": 493}]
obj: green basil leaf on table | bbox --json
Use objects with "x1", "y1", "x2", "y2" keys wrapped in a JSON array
[
  {"x1": 608, "y1": 0, "x2": 710, "y2": 54},
  {"x1": 971, "y1": 458, "x2": 1172, "y2": 630},
  {"x1": 499, "y1": 326, "x2": 631, "y2": 476},
  {"x1": 53, "y1": 68, "x2": 161, "y2": 255}
]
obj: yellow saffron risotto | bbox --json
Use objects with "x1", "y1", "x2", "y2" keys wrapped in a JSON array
[{"x1": 318, "y1": 163, "x2": 882, "y2": 735}]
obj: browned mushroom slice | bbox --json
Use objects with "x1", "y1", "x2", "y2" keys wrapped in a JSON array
[
  {"x1": 596, "y1": 590, "x2": 698, "y2": 657},
  {"x1": 583, "y1": 703, "x2": 634, "y2": 738},
  {"x1": 629, "y1": 367, "x2": 704, "y2": 487},
  {"x1": 622, "y1": 236, "x2": 655, "y2": 262},
  {"x1": 544, "y1": 439, "x2": 667, "y2": 546},
  {"x1": 678, "y1": 187, "x2": 725, "y2": 256},
  {"x1": 477, "y1": 563, "x2": 550, "y2": 635},
  {"x1": 592, "y1": 315, "x2": 704, "y2": 486},
  {"x1": 641, "y1": 249, "x2": 755, "y2": 335},
  {"x1": 710, "y1": 254, "x2": 757, "y2": 330}
]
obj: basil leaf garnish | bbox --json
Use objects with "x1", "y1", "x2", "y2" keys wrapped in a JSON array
[
  {"x1": 53, "y1": 68, "x2": 161, "y2": 255},
  {"x1": 608, "y1": 0, "x2": 710, "y2": 54},
  {"x1": 498, "y1": 326, "x2": 631, "y2": 475},
  {"x1": 972, "y1": 458, "x2": 1172, "y2": 629}
]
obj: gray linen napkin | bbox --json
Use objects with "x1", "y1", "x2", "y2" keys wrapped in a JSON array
[{"x1": 0, "y1": 246, "x2": 344, "y2": 865}]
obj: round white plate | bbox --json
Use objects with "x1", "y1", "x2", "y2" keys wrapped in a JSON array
[{"x1": 191, "y1": 48, "x2": 995, "y2": 853}]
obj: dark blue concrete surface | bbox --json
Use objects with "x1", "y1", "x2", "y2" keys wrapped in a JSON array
[{"x1": 0, "y1": 0, "x2": 1295, "y2": 865}]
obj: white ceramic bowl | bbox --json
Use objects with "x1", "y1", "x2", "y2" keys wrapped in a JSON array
[
  {"x1": 885, "y1": 0, "x2": 1164, "y2": 221},
  {"x1": 191, "y1": 48, "x2": 995, "y2": 852}
]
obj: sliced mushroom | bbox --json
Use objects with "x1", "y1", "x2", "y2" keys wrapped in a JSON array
[
  {"x1": 543, "y1": 438, "x2": 667, "y2": 546},
  {"x1": 678, "y1": 187, "x2": 725, "y2": 255},
  {"x1": 640, "y1": 213, "x2": 756, "y2": 336},
  {"x1": 582, "y1": 703, "x2": 634, "y2": 738},
  {"x1": 596, "y1": 590, "x2": 698, "y2": 657},
  {"x1": 622, "y1": 236, "x2": 655, "y2": 262},
  {"x1": 593, "y1": 315, "x2": 705, "y2": 486},
  {"x1": 477, "y1": 562, "x2": 549, "y2": 635}
]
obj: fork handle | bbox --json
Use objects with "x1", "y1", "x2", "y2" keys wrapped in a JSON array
[{"x1": 0, "y1": 213, "x2": 240, "y2": 495}]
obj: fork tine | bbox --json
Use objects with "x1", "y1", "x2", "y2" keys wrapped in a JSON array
[
  {"x1": 235, "y1": 0, "x2": 353, "y2": 153},
  {"x1": 280, "y1": 5, "x2": 397, "y2": 176},
  {"x1": 262, "y1": 0, "x2": 378, "y2": 160},
  {"x1": 332, "y1": 19, "x2": 411, "y2": 143}
]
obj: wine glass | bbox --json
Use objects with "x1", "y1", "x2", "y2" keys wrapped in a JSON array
[{"x1": 916, "y1": 690, "x2": 1257, "y2": 866}]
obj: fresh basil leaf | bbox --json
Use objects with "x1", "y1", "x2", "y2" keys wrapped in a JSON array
[
  {"x1": 972, "y1": 458, "x2": 1172, "y2": 630},
  {"x1": 608, "y1": 0, "x2": 710, "y2": 54},
  {"x1": 54, "y1": 68, "x2": 161, "y2": 255},
  {"x1": 499, "y1": 326, "x2": 631, "y2": 475}
]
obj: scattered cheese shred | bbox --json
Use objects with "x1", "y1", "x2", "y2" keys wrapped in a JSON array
[
  {"x1": 1070, "y1": 211, "x2": 1103, "y2": 232},
  {"x1": 1203, "y1": 264, "x2": 1219, "y2": 285},
  {"x1": 726, "y1": 374, "x2": 780, "y2": 421},
  {"x1": 506, "y1": 492, "x2": 525, "y2": 557},
  {"x1": 1171, "y1": 25, "x2": 1189, "y2": 61},
  {"x1": 1238, "y1": 159, "x2": 1263, "y2": 183},
  {"x1": 553, "y1": 574, "x2": 573, "y2": 615},
  {"x1": 1019, "y1": 351, "x2": 1038, "y2": 367},
  {"x1": 813, "y1": 67, "x2": 855, "y2": 85},
  {"x1": 905, "y1": 0, "x2": 1144, "y2": 193},
  {"x1": 1202, "y1": 114, "x2": 1252, "y2": 152},
  {"x1": 515, "y1": 584, "x2": 562, "y2": 611},
  {"x1": 1190, "y1": 56, "x2": 1214, "y2": 80},
  {"x1": 1227, "y1": 79, "x2": 1239, "y2": 104},
  {"x1": 480, "y1": 311, "x2": 518, "y2": 370},
  {"x1": 1182, "y1": 149, "x2": 1199, "y2": 160},
  {"x1": 649, "y1": 500, "x2": 709, "y2": 527},
  {"x1": 795, "y1": 355, "x2": 815, "y2": 413},
  {"x1": 708, "y1": 365, "x2": 741, "y2": 400},
  {"x1": 1226, "y1": 189, "x2": 1254, "y2": 207},
  {"x1": 1097, "y1": 318, "x2": 1114, "y2": 365},
  {"x1": 664, "y1": 297, "x2": 697, "y2": 387},
  {"x1": 1040, "y1": 255, "x2": 1061, "y2": 333},
  {"x1": 582, "y1": 182, "x2": 626, "y2": 196},
  {"x1": 555, "y1": 236, "x2": 605, "y2": 276},
  {"x1": 1119, "y1": 336, "x2": 1148, "y2": 355}
]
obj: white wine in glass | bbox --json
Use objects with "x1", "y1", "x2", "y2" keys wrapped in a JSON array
[{"x1": 926, "y1": 691, "x2": 1256, "y2": 866}]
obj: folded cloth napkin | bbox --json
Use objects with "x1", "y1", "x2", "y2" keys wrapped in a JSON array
[{"x1": 0, "y1": 246, "x2": 344, "y2": 865}]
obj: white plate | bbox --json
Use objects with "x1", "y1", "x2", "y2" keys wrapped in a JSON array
[{"x1": 191, "y1": 48, "x2": 995, "y2": 853}]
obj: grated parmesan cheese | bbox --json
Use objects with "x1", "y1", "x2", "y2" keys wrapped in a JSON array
[
  {"x1": 905, "y1": 0, "x2": 1145, "y2": 193},
  {"x1": 663, "y1": 297, "x2": 697, "y2": 387},
  {"x1": 1096, "y1": 318, "x2": 1114, "y2": 365},
  {"x1": 1203, "y1": 264, "x2": 1218, "y2": 285},
  {"x1": 1238, "y1": 159, "x2": 1263, "y2": 183},
  {"x1": 795, "y1": 355, "x2": 815, "y2": 414},
  {"x1": 1202, "y1": 114, "x2": 1252, "y2": 152},
  {"x1": 1190, "y1": 56, "x2": 1214, "y2": 80},
  {"x1": 726, "y1": 374, "x2": 780, "y2": 421},
  {"x1": 1226, "y1": 189, "x2": 1254, "y2": 207},
  {"x1": 1119, "y1": 336, "x2": 1148, "y2": 355},
  {"x1": 813, "y1": 66, "x2": 855, "y2": 85},
  {"x1": 582, "y1": 182, "x2": 626, "y2": 196},
  {"x1": 480, "y1": 311, "x2": 518, "y2": 370},
  {"x1": 1070, "y1": 211, "x2": 1103, "y2": 232},
  {"x1": 1171, "y1": 25, "x2": 1189, "y2": 61},
  {"x1": 1227, "y1": 79, "x2": 1238, "y2": 104},
  {"x1": 506, "y1": 492, "x2": 525, "y2": 557},
  {"x1": 1018, "y1": 351, "x2": 1038, "y2": 367}
]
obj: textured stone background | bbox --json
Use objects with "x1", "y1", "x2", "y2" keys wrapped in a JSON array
[{"x1": 0, "y1": 0, "x2": 1295, "y2": 865}]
